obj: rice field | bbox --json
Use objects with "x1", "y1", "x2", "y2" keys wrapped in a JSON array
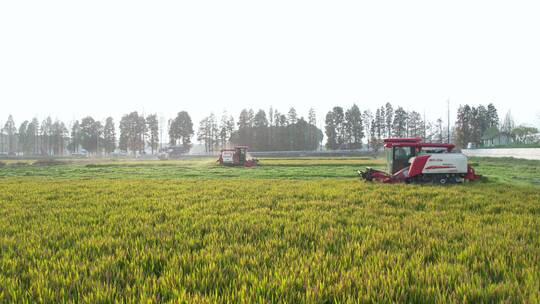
[{"x1": 0, "y1": 157, "x2": 539, "y2": 302}]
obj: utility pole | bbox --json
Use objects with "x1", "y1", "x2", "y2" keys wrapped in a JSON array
[
  {"x1": 96, "y1": 126, "x2": 99, "y2": 158},
  {"x1": 447, "y1": 99, "x2": 450, "y2": 143},
  {"x1": 319, "y1": 119, "x2": 324, "y2": 151},
  {"x1": 423, "y1": 109, "x2": 426, "y2": 141},
  {"x1": 159, "y1": 115, "x2": 165, "y2": 151}
]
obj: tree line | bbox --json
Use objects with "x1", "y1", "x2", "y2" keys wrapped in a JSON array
[
  {"x1": 1, "y1": 107, "x2": 322, "y2": 155},
  {"x1": 1, "y1": 102, "x2": 536, "y2": 156},
  {"x1": 0, "y1": 111, "x2": 194, "y2": 156},
  {"x1": 194, "y1": 102, "x2": 461, "y2": 152},
  {"x1": 324, "y1": 103, "x2": 450, "y2": 151},
  {"x1": 454, "y1": 103, "x2": 538, "y2": 147},
  {"x1": 197, "y1": 107, "x2": 323, "y2": 152},
  {"x1": 1, "y1": 116, "x2": 71, "y2": 156},
  {"x1": 324, "y1": 102, "x2": 538, "y2": 150}
]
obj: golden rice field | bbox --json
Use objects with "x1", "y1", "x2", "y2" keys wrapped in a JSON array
[{"x1": 1, "y1": 157, "x2": 539, "y2": 303}]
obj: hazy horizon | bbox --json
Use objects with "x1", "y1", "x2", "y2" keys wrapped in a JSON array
[{"x1": 2, "y1": 0, "x2": 540, "y2": 129}]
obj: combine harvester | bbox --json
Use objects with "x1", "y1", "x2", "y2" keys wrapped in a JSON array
[
  {"x1": 359, "y1": 138, "x2": 481, "y2": 184},
  {"x1": 217, "y1": 146, "x2": 258, "y2": 167}
]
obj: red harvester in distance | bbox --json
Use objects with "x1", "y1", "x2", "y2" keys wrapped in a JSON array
[
  {"x1": 217, "y1": 146, "x2": 258, "y2": 167},
  {"x1": 359, "y1": 138, "x2": 481, "y2": 184}
]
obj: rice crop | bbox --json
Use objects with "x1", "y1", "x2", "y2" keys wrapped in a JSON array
[{"x1": 1, "y1": 170, "x2": 540, "y2": 302}]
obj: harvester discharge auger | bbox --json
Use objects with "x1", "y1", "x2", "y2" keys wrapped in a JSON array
[
  {"x1": 359, "y1": 138, "x2": 481, "y2": 184},
  {"x1": 217, "y1": 146, "x2": 259, "y2": 167}
]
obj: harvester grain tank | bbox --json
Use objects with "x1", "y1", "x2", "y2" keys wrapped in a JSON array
[
  {"x1": 359, "y1": 138, "x2": 481, "y2": 184},
  {"x1": 217, "y1": 146, "x2": 258, "y2": 167}
]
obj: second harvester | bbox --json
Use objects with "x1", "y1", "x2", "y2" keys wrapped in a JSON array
[{"x1": 217, "y1": 146, "x2": 258, "y2": 167}]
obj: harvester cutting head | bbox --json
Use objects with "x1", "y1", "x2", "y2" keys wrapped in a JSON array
[
  {"x1": 359, "y1": 138, "x2": 481, "y2": 184},
  {"x1": 218, "y1": 146, "x2": 258, "y2": 167}
]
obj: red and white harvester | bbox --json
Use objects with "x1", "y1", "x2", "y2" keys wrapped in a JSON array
[
  {"x1": 217, "y1": 146, "x2": 258, "y2": 167},
  {"x1": 359, "y1": 138, "x2": 481, "y2": 184}
]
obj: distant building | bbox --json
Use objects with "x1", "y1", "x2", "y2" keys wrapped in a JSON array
[
  {"x1": 529, "y1": 133, "x2": 540, "y2": 144},
  {"x1": 482, "y1": 132, "x2": 513, "y2": 147}
]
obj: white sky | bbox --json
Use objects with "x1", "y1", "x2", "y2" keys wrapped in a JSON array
[{"x1": 1, "y1": 0, "x2": 540, "y2": 130}]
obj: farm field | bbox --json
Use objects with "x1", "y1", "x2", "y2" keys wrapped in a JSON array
[
  {"x1": 1, "y1": 157, "x2": 540, "y2": 302},
  {"x1": 1, "y1": 157, "x2": 539, "y2": 185}
]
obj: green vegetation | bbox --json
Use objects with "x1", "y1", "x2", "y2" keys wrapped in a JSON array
[
  {"x1": 0, "y1": 157, "x2": 382, "y2": 180},
  {"x1": 1, "y1": 157, "x2": 539, "y2": 302},
  {"x1": 0, "y1": 156, "x2": 538, "y2": 185},
  {"x1": 471, "y1": 157, "x2": 540, "y2": 186}
]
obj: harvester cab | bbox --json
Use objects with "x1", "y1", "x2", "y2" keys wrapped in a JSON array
[
  {"x1": 218, "y1": 146, "x2": 258, "y2": 167},
  {"x1": 387, "y1": 141, "x2": 419, "y2": 175},
  {"x1": 360, "y1": 138, "x2": 481, "y2": 184}
]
